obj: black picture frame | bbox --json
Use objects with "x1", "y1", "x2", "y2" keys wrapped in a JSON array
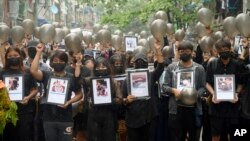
[
  {"x1": 3, "y1": 74, "x2": 24, "y2": 101},
  {"x1": 214, "y1": 75, "x2": 236, "y2": 102},
  {"x1": 124, "y1": 36, "x2": 138, "y2": 52},
  {"x1": 91, "y1": 76, "x2": 113, "y2": 105},
  {"x1": 127, "y1": 69, "x2": 150, "y2": 99},
  {"x1": 46, "y1": 77, "x2": 70, "y2": 105}
]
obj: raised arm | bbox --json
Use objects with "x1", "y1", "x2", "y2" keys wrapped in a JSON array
[{"x1": 30, "y1": 43, "x2": 44, "y2": 81}]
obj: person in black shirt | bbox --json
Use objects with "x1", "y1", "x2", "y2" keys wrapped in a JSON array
[
  {"x1": 0, "y1": 47, "x2": 38, "y2": 141},
  {"x1": 87, "y1": 57, "x2": 122, "y2": 141},
  {"x1": 122, "y1": 40, "x2": 164, "y2": 141},
  {"x1": 206, "y1": 39, "x2": 245, "y2": 141},
  {"x1": 30, "y1": 44, "x2": 83, "y2": 141}
]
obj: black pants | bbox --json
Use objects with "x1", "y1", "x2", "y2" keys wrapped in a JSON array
[
  {"x1": 43, "y1": 121, "x2": 73, "y2": 141},
  {"x1": 33, "y1": 104, "x2": 45, "y2": 141},
  {"x1": 87, "y1": 108, "x2": 116, "y2": 141},
  {"x1": 1, "y1": 113, "x2": 34, "y2": 141},
  {"x1": 201, "y1": 101, "x2": 212, "y2": 141},
  {"x1": 168, "y1": 106, "x2": 197, "y2": 141},
  {"x1": 127, "y1": 121, "x2": 154, "y2": 141}
]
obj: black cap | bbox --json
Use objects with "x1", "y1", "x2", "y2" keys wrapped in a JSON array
[
  {"x1": 134, "y1": 53, "x2": 148, "y2": 62},
  {"x1": 27, "y1": 40, "x2": 39, "y2": 48}
]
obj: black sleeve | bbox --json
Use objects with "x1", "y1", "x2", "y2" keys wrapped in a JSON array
[
  {"x1": 26, "y1": 72, "x2": 38, "y2": 91},
  {"x1": 152, "y1": 62, "x2": 164, "y2": 83},
  {"x1": 72, "y1": 76, "x2": 82, "y2": 93},
  {"x1": 206, "y1": 60, "x2": 214, "y2": 86}
]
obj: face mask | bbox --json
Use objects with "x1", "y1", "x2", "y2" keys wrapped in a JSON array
[
  {"x1": 114, "y1": 66, "x2": 124, "y2": 74},
  {"x1": 219, "y1": 51, "x2": 230, "y2": 60},
  {"x1": 8, "y1": 57, "x2": 20, "y2": 66},
  {"x1": 52, "y1": 63, "x2": 66, "y2": 72},
  {"x1": 135, "y1": 59, "x2": 148, "y2": 69},
  {"x1": 95, "y1": 69, "x2": 109, "y2": 76},
  {"x1": 180, "y1": 53, "x2": 192, "y2": 62}
]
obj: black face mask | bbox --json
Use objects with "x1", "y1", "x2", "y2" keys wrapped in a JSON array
[
  {"x1": 219, "y1": 51, "x2": 230, "y2": 60},
  {"x1": 114, "y1": 66, "x2": 124, "y2": 75},
  {"x1": 134, "y1": 59, "x2": 148, "y2": 69},
  {"x1": 95, "y1": 69, "x2": 109, "y2": 76},
  {"x1": 180, "y1": 53, "x2": 192, "y2": 62},
  {"x1": 52, "y1": 63, "x2": 66, "y2": 72},
  {"x1": 28, "y1": 48, "x2": 37, "y2": 59},
  {"x1": 8, "y1": 57, "x2": 20, "y2": 66}
]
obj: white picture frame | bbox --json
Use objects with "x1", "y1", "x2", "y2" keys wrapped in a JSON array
[
  {"x1": 124, "y1": 36, "x2": 138, "y2": 52},
  {"x1": 4, "y1": 75, "x2": 24, "y2": 101},
  {"x1": 214, "y1": 75, "x2": 236, "y2": 101},
  {"x1": 91, "y1": 77, "x2": 112, "y2": 105},
  {"x1": 176, "y1": 71, "x2": 194, "y2": 91},
  {"x1": 47, "y1": 77, "x2": 70, "y2": 105}
]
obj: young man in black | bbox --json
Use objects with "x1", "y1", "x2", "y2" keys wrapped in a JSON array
[{"x1": 206, "y1": 39, "x2": 245, "y2": 141}]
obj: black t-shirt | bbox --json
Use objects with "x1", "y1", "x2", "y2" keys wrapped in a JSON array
[
  {"x1": 40, "y1": 71, "x2": 82, "y2": 122},
  {"x1": 206, "y1": 58, "x2": 245, "y2": 117},
  {"x1": 0, "y1": 68, "x2": 37, "y2": 114}
]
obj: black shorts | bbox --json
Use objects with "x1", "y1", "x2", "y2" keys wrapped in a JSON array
[{"x1": 210, "y1": 116, "x2": 239, "y2": 136}]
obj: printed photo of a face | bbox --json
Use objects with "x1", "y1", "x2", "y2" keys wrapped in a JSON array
[
  {"x1": 217, "y1": 77, "x2": 233, "y2": 92},
  {"x1": 96, "y1": 79, "x2": 108, "y2": 97},
  {"x1": 179, "y1": 72, "x2": 192, "y2": 87},
  {"x1": 132, "y1": 75, "x2": 146, "y2": 88},
  {"x1": 51, "y1": 80, "x2": 66, "y2": 93},
  {"x1": 7, "y1": 77, "x2": 19, "y2": 91}
]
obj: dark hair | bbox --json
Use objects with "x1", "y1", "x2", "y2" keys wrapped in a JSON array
[
  {"x1": 93, "y1": 57, "x2": 113, "y2": 75},
  {"x1": 215, "y1": 39, "x2": 231, "y2": 50},
  {"x1": 50, "y1": 50, "x2": 68, "y2": 63},
  {"x1": 4, "y1": 47, "x2": 24, "y2": 70},
  {"x1": 178, "y1": 41, "x2": 193, "y2": 51},
  {"x1": 110, "y1": 54, "x2": 124, "y2": 66}
]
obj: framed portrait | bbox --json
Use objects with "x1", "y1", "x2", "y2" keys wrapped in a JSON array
[
  {"x1": 91, "y1": 77, "x2": 112, "y2": 105},
  {"x1": 214, "y1": 75, "x2": 236, "y2": 101},
  {"x1": 124, "y1": 36, "x2": 138, "y2": 52},
  {"x1": 47, "y1": 77, "x2": 70, "y2": 105},
  {"x1": 3, "y1": 75, "x2": 24, "y2": 101},
  {"x1": 176, "y1": 70, "x2": 194, "y2": 91},
  {"x1": 128, "y1": 69, "x2": 150, "y2": 99}
]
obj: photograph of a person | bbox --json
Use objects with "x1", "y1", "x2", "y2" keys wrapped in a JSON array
[
  {"x1": 125, "y1": 36, "x2": 137, "y2": 52},
  {"x1": 177, "y1": 71, "x2": 194, "y2": 90},
  {"x1": 92, "y1": 77, "x2": 112, "y2": 105},
  {"x1": 47, "y1": 78, "x2": 69, "y2": 105},
  {"x1": 129, "y1": 70, "x2": 149, "y2": 98},
  {"x1": 214, "y1": 75, "x2": 235, "y2": 101},
  {"x1": 4, "y1": 75, "x2": 23, "y2": 101},
  {"x1": 96, "y1": 79, "x2": 108, "y2": 97},
  {"x1": 217, "y1": 77, "x2": 233, "y2": 92}
]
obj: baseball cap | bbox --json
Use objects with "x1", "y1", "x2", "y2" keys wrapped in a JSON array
[{"x1": 134, "y1": 53, "x2": 148, "y2": 62}]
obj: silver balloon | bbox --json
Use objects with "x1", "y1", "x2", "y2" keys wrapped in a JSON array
[
  {"x1": 134, "y1": 46, "x2": 147, "y2": 55},
  {"x1": 0, "y1": 24, "x2": 10, "y2": 44},
  {"x1": 112, "y1": 35, "x2": 123, "y2": 50},
  {"x1": 174, "y1": 29, "x2": 185, "y2": 41},
  {"x1": 140, "y1": 30, "x2": 148, "y2": 39},
  {"x1": 200, "y1": 36, "x2": 214, "y2": 52},
  {"x1": 128, "y1": 31, "x2": 134, "y2": 36},
  {"x1": 213, "y1": 31, "x2": 224, "y2": 42},
  {"x1": 162, "y1": 46, "x2": 173, "y2": 58},
  {"x1": 11, "y1": 26, "x2": 25, "y2": 43},
  {"x1": 223, "y1": 17, "x2": 238, "y2": 38},
  {"x1": 197, "y1": 8, "x2": 213, "y2": 27},
  {"x1": 155, "y1": 10, "x2": 167, "y2": 21},
  {"x1": 93, "y1": 24, "x2": 102, "y2": 34},
  {"x1": 52, "y1": 22, "x2": 60, "y2": 28},
  {"x1": 150, "y1": 19, "x2": 167, "y2": 41},
  {"x1": 82, "y1": 32, "x2": 92, "y2": 45},
  {"x1": 102, "y1": 24, "x2": 111, "y2": 31},
  {"x1": 53, "y1": 28, "x2": 64, "y2": 43},
  {"x1": 148, "y1": 35, "x2": 156, "y2": 52},
  {"x1": 64, "y1": 33, "x2": 82, "y2": 53},
  {"x1": 33, "y1": 27, "x2": 40, "y2": 39},
  {"x1": 62, "y1": 27, "x2": 70, "y2": 37},
  {"x1": 97, "y1": 29, "x2": 112, "y2": 45},
  {"x1": 73, "y1": 29, "x2": 83, "y2": 41},
  {"x1": 92, "y1": 34, "x2": 98, "y2": 45},
  {"x1": 195, "y1": 22, "x2": 206, "y2": 38},
  {"x1": 39, "y1": 24, "x2": 55, "y2": 43},
  {"x1": 114, "y1": 29, "x2": 123, "y2": 37},
  {"x1": 22, "y1": 19, "x2": 34, "y2": 35},
  {"x1": 180, "y1": 87, "x2": 198, "y2": 106},
  {"x1": 138, "y1": 38, "x2": 150, "y2": 52},
  {"x1": 166, "y1": 23, "x2": 175, "y2": 35},
  {"x1": 235, "y1": 13, "x2": 250, "y2": 37}
]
